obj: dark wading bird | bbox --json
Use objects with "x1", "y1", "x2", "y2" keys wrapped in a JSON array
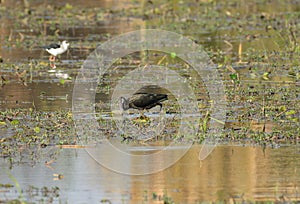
[
  {"x1": 41, "y1": 40, "x2": 70, "y2": 68},
  {"x1": 120, "y1": 93, "x2": 168, "y2": 116}
]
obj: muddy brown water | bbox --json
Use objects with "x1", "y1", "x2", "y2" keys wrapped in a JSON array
[
  {"x1": 0, "y1": 145, "x2": 299, "y2": 203},
  {"x1": 0, "y1": 0, "x2": 299, "y2": 203}
]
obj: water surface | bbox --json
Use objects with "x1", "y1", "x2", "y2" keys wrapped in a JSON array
[{"x1": 0, "y1": 145, "x2": 299, "y2": 203}]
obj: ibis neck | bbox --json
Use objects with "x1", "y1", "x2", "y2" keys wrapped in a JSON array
[{"x1": 120, "y1": 97, "x2": 129, "y2": 110}]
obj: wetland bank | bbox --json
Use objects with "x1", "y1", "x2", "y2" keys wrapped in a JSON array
[{"x1": 0, "y1": 0, "x2": 299, "y2": 203}]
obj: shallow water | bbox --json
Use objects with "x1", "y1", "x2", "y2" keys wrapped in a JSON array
[
  {"x1": 0, "y1": 145, "x2": 299, "y2": 203},
  {"x1": 0, "y1": 0, "x2": 299, "y2": 203}
]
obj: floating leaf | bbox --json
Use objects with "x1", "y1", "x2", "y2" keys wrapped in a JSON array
[
  {"x1": 170, "y1": 52, "x2": 176, "y2": 58},
  {"x1": 65, "y1": 3, "x2": 73, "y2": 9},
  {"x1": 39, "y1": 61, "x2": 48, "y2": 66},
  {"x1": 262, "y1": 72, "x2": 270, "y2": 80},
  {"x1": 0, "y1": 121, "x2": 6, "y2": 125},
  {"x1": 289, "y1": 118, "x2": 299, "y2": 122},
  {"x1": 286, "y1": 110, "x2": 296, "y2": 115},
  {"x1": 59, "y1": 79, "x2": 65, "y2": 85},
  {"x1": 229, "y1": 73, "x2": 238, "y2": 80},
  {"x1": 10, "y1": 120, "x2": 19, "y2": 125},
  {"x1": 33, "y1": 127, "x2": 41, "y2": 133},
  {"x1": 217, "y1": 63, "x2": 223, "y2": 68},
  {"x1": 279, "y1": 106, "x2": 287, "y2": 112}
]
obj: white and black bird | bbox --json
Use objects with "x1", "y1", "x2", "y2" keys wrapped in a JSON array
[{"x1": 41, "y1": 40, "x2": 70, "y2": 62}]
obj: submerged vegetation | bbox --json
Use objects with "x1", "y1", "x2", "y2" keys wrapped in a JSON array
[
  {"x1": 0, "y1": 0, "x2": 299, "y2": 159},
  {"x1": 0, "y1": 109, "x2": 75, "y2": 166},
  {"x1": 0, "y1": 0, "x2": 299, "y2": 203}
]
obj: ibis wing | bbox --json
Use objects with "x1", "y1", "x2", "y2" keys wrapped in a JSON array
[{"x1": 130, "y1": 93, "x2": 168, "y2": 109}]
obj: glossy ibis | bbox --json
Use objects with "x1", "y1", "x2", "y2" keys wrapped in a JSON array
[{"x1": 120, "y1": 93, "x2": 168, "y2": 112}]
